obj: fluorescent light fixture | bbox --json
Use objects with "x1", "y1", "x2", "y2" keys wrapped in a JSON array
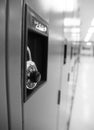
[
  {"x1": 84, "y1": 33, "x2": 92, "y2": 42},
  {"x1": 84, "y1": 27, "x2": 94, "y2": 42},
  {"x1": 40, "y1": 0, "x2": 78, "y2": 13},
  {"x1": 72, "y1": 34, "x2": 80, "y2": 38},
  {"x1": 64, "y1": 28, "x2": 70, "y2": 33},
  {"x1": 72, "y1": 36, "x2": 80, "y2": 39},
  {"x1": 64, "y1": 27, "x2": 80, "y2": 34},
  {"x1": 72, "y1": 37, "x2": 80, "y2": 41},
  {"x1": 86, "y1": 42, "x2": 92, "y2": 46},
  {"x1": 91, "y1": 18, "x2": 94, "y2": 26},
  {"x1": 88, "y1": 27, "x2": 94, "y2": 33},
  {"x1": 71, "y1": 28, "x2": 80, "y2": 33},
  {"x1": 51, "y1": 0, "x2": 78, "y2": 12},
  {"x1": 72, "y1": 32, "x2": 80, "y2": 36},
  {"x1": 71, "y1": 33, "x2": 80, "y2": 41},
  {"x1": 64, "y1": 18, "x2": 81, "y2": 27},
  {"x1": 63, "y1": 0, "x2": 78, "y2": 12}
]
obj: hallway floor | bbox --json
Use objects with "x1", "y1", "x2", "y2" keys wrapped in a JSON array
[{"x1": 69, "y1": 56, "x2": 94, "y2": 130}]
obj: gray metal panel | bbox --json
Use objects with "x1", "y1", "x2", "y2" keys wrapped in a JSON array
[
  {"x1": 24, "y1": 1, "x2": 63, "y2": 130},
  {"x1": 0, "y1": 0, "x2": 8, "y2": 129},
  {"x1": 7, "y1": 0, "x2": 23, "y2": 129}
]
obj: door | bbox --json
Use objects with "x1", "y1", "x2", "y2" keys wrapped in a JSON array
[{"x1": 0, "y1": 0, "x2": 8, "y2": 129}]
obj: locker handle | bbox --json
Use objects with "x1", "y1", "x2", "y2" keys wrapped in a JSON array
[{"x1": 57, "y1": 90, "x2": 61, "y2": 105}]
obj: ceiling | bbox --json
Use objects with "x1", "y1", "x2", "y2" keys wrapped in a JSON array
[
  {"x1": 79, "y1": 0, "x2": 94, "y2": 41},
  {"x1": 39, "y1": 0, "x2": 94, "y2": 42}
]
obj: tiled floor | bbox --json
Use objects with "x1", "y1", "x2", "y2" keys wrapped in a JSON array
[{"x1": 69, "y1": 56, "x2": 94, "y2": 130}]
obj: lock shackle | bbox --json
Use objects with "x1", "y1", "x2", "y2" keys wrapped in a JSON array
[{"x1": 27, "y1": 46, "x2": 32, "y2": 61}]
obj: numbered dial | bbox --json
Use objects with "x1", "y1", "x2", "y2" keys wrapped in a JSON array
[{"x1": 26, "y1": 61, "x2": 41, "y2": 89}]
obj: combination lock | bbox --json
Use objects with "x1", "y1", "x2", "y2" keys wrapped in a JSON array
[{"x1": 26, "y1": 46, "x2": 41, "y2": 89}]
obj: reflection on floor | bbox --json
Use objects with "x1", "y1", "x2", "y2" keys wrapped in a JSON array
[{"x1": 69, "y1": 56, "x2": 94, "y2": 130}]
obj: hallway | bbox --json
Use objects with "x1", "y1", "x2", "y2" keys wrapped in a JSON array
[{"x1": 69, "y1": 56, "x2": 94, "y2": 130}]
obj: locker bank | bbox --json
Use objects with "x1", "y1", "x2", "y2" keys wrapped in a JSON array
[{"x1": 1, "y1": 0, "x2": 94, "y2": 130}]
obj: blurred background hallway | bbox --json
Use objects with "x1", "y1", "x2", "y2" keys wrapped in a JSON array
[{"x1": 69, "y1": 56, "x2": 94, "y2": 130}]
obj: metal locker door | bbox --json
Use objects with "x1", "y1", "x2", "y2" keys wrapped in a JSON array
[
  {"x1": 6, "y1": 0, "x2": 23, "y2": 129},
  {"x1": 0, "y1": 0, "x2": 8, "y2": 129}
]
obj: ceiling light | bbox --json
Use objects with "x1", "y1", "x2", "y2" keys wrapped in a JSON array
[
  {"x1": 64, "y1": 18, "x2": 81, "y2": 27},
  {"x1": 72, "y1": 37, "x2": 80, "y2": 41},
  {"x1": 84, "y1": 33, "x2": 92, "y2": 42},
  {"x1": 84, "y1": 20, "x2": 94, "y2": 42},
  {"x1": 71, "y1": 28, "x2": 80, "y2": 33},
  {"x1": 51, "y1": 0, "x2": 78, "y2": 12},
  {"x1": 91, "y1": 18, "x2": 94, "y2": 26},
  {"x1": 40, "y1": 0, "x2": 78, "y2": 13},
  {"x1": 71, "y1": 34, "x2": 80, "y2": 41},
  {"x1": 72, "y1": 33, "x2": 80, "y2": 38},
  {"x1": 86, "y1": 42, "x2": 92, "y2": 46},
  {"x1": 64, "y1": 28, "x2": 70, "y2": 33},
  {"x1": 88, "y1": 27, "x2": 94, "y2": 33},
  {"x1": 64, "y1": 27, "x2": 80, "y2": 34},
  {"x1": 63, "y1": 0, "x2": 78, "y2": 12}
]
